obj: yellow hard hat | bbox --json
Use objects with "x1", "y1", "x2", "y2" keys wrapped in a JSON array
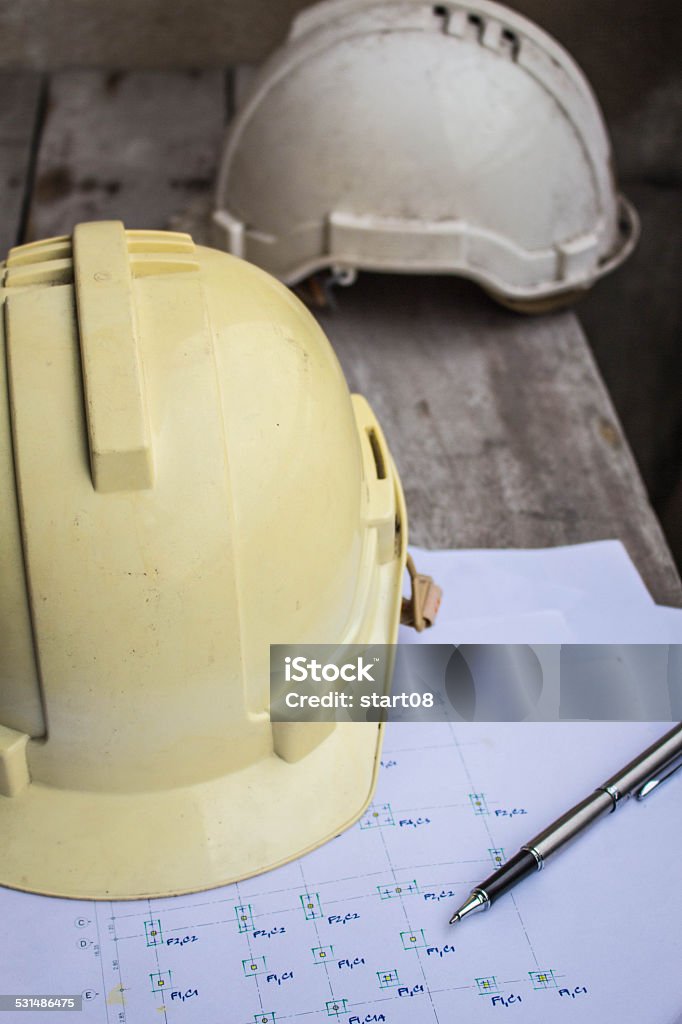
[{"x1": 0, "y1": 221, "x2": 409, "y2": 899}]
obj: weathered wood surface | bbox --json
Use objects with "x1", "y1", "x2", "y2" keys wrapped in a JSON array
[
  {"x1": 0, "y1": 72, "x2": 43, "y2": 254},
  {"x1": 580, "y1": 179, "x2": 682, "y2": 571},
  {"x1": 3, "y1": 68, "x2": 680, "y2": 607},
  {"x1": 320, "y1": 273, "x2": 682, "y2": 607},
  {"x1": 25, "y1": 70, "x2": 228, "y2": 240}
]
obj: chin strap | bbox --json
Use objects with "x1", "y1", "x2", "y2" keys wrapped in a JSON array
[{"x1": 400, "y1": 554, "x2": 442, "y2": 632}]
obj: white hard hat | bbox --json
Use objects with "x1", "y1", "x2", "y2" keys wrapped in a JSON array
[
  {"x1": 214, "y1": 0, "x2": 638, "y2": 310},
  {"x1": 0, "y1": 221, "x2": 416, "y2": 899}
]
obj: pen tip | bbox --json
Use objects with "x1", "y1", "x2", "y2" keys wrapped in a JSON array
[{"x1": 448, "y1": 889, "x2": 489, "y2": 926}]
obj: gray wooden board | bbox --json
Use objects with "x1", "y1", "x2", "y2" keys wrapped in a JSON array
[
  {"x1": 0, "y1": 72, "x2": 43, "y2": 254},
  {"x1": 25, "y1": 70, "x2": 228, "y2": 240},
  {"x1": 13, "y1": 69, "x2": 682, "y2": 608},
  {"x1": 0, "y1": 0, "x2": 305, "y2": 70},
  {"x1": 319, "y1": 275, "x2": 682, "y2": 607}
]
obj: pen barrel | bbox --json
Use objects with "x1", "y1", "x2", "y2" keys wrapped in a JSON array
[
  {"x1": 526, "y1": 790, "x2": 614, "y2": 863},
  {"x1": 600, "y1": 723, "x2": 682, "y2": 801},
  {"x1": 478, "y1": 849, "x2": 538, "y2": 904}
]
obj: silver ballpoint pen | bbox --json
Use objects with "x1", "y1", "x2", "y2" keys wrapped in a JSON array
[{"x1": 450, "y1": 723, "x2": 682, "y2": 925}]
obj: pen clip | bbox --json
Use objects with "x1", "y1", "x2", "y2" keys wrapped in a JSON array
[{"x1": 636, "y1": 750, "x2": 682, "y2": 800}]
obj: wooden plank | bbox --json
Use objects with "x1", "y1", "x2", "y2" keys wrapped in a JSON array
[
  {"x1": 0, "y1": 73, "x2": 43, "y2": 254},
  {"x1": 24, "y1": 69, "x2": 682, "y2": 608},
  {"x1": 317, "y1": 274, "x2": 682, "y2": 607},
  {"x1": 26, "y1": 70, "x2": 228, "y2": 241},
  {"x1": 579, "y1": 181, "x2": 682, "y2": 574}
]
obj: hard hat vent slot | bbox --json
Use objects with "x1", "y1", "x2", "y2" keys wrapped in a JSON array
[
  {"x1": 367, "y1": 428, "x2": 386, "y2": 481},
  {"x1": 466, "y1": 12, "x2": 484, "y2": 40},
  {"x1": 501, "y1": 28, "x2": 520, "y2": 60}
]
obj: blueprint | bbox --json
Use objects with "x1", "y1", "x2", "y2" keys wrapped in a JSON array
[{"x1": 2, "y1": 721, "x2": 681, "y2": 1024}]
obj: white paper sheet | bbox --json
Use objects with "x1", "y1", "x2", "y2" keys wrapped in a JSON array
[
  {"x1": 2, "y1": 722, "x2": 680, "y2": 1024},
  {"x1": 400, "y1": 541, "x2": 682, "y2": 643}
]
